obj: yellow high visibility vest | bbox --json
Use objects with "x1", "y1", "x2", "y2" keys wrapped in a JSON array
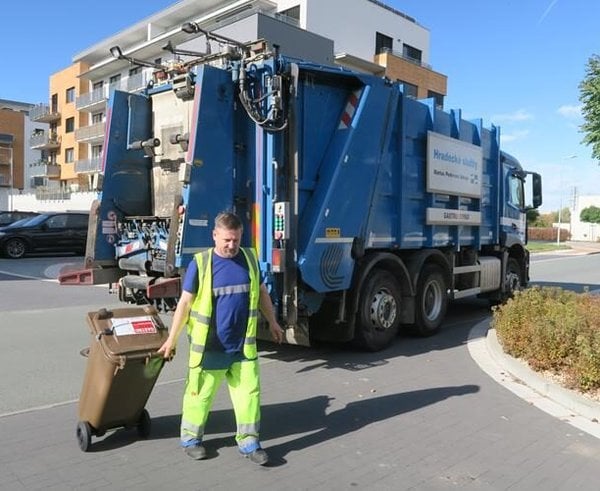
[{"x1": 187, "y1": 247, "x2": 260, "y2": 368}]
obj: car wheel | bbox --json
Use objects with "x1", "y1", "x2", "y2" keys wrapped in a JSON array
[{"x1": 4, "y1": 238, "x2": 27, "y2": 259}]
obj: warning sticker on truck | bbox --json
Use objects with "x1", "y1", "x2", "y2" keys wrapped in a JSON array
[{"x1": 111, "y1": 316, "x2": 158, "y2": 336}]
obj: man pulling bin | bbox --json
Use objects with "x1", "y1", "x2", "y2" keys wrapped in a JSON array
[{"x1": 158, "y1": 212, "x2": 284, "y2": 465}]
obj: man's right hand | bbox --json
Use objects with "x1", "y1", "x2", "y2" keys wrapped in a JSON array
[{"x1": 157, "y1": 339, "x2": 176, "y2": 359}]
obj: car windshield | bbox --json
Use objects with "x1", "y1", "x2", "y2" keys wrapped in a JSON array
[
  {"x1": 5, "y1": 217, "x2": 36, "y2": 228},
  {"x1": 20, "y1": 214, "x2": 50, "y2": 227}
]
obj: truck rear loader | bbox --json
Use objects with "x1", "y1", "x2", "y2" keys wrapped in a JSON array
[{"x1": 61, "y1": 34, "x2": 542, "y2": 351}]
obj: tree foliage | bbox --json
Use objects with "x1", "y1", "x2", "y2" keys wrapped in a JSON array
[
  {"x1": 579, "y1": 54, "x2": 600, "y2": 160},
  {"x1": 580, "y1": 205, "x2": 600, "y2": 224}
]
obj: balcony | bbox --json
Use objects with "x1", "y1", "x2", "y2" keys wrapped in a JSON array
[
  {"x1": 126, "y1": 72, "x2": 148, "y2": 92},
  {"x1": 30, "y1": 132, "x2": 61, "y2": 150},
  {"x1": 0, "y1": 174, "x2": 12, "y2": 187},
  {"x1": 30, "y1": 161, "x2": 60, "y2": 179},
  {"x1": 35, "y1": 186, "x2": 71, "y2": 201},
  {"x1": 0, "y1": 147, "x2": 12, "y2": 165},
  {"x1": 75, "y1": 122, "x2": 105, "y2": 142},
  {"x1": 30, "y1": 104, "x2": 61, "y2": 123},
  {"x1": 76, "y1": 87, "x2": 108, "y2": 112},
  {"x1": 75, "y1": 157, "x2": 102, "y2": 174}
]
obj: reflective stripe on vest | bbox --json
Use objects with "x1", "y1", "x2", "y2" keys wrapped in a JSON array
[{"x1": 187, "y1": 247, "x2": 260, "y2": 368}]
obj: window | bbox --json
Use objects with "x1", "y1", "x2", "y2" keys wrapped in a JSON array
[
  {"x1": 51, "y1": 93, "x2": 58, "y2": 113},
  {"x1": 46, "y1": 214, "x2": 68, "y2": 229},
  {"x1": 67, "y1": 214, "x2": 89, "y2": 228},
  {"x1": 427, "y1": 90, "x2": 444, "y2": 109},
  {"x1": 154, "y1": 57, "x2": 162, "y2": 66},
  {"x1": 65, "y1": 117, "x2": 75, "y2": 133},
  {"x1": 280, "y1": 5, "x2": 300, "y2": 21},
  {"x1": 403, "y1": 44, "x2": 422, "y2": 63},
  {"x1": 375, "y1": 32, "x2": 393, "y2": 55},
  {"x1": 508, "y1": 174, "x2": 524, "y2": 209},
  {"x1": 399, "y1": 80, "x2": 418, "y2": 99},
  {"x1": 93, "y1": 81, "x2": 104, "y2": 91},
  {"x1": 92, "y1": 112, "x2": 104, "y2": 124},
  {"x1": 65, "y1": 148, "x2": 74, "y2": 163},
  {"x1": 109, "y1": 74, "x2": 121, "y2": 86},
  {"x1": 66, "y1": 87, "x2": 75, "y2": 103},
  {"x1": 129, "y1": 66, "x2": 141, "y2": 76},
  {"x1": 92, "y1": 144, "x2": 103, "y2": 158}
]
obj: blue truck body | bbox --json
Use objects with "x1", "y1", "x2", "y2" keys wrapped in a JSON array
[{"x1": 63, "y1": 40, "x2": 542, "y2": 350}]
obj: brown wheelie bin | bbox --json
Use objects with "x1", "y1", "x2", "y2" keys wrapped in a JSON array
[{"x1": 76, "y1": 306, "x2": 169, "y2": 451}]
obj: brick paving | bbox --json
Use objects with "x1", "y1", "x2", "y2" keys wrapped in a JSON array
[{"x1": 2, "y1": 316, "x2": 600, "y2": 490}]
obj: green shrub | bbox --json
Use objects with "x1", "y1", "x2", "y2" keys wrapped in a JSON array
[{"x1": 493, "y1": 287, "x2": 600, "y2": 392}]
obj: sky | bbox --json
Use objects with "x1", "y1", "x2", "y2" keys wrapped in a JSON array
[{"x1": 1, "y1": 0, "x2": 598, "y2": 213}]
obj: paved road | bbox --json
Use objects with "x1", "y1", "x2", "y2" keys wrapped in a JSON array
[{"x1": 1, "y1": 255, "x2": 600, "y2": 490}]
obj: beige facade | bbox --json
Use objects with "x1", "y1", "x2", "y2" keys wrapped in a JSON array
[
  {"x1": 31, "y1": 61, "x2": 90, "y2": 190},
  {"x1": 375, "y1": 51, "x2": 447, "y2": 103},
  {"x1": 0, "y1": 108, "x2": 25, "y2": 190}
]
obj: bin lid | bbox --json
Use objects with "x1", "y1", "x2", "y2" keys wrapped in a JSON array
[{"x1": 87, "y1": 307, "x2": 169, "y2": 358}]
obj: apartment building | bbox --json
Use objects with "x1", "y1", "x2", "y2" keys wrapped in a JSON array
[
  {"x1": 29, "y1": 0, "x2": 447, "y2": 208},
  {"x1": 0, "y1": 99, "x2": 47, "y2": 210}
]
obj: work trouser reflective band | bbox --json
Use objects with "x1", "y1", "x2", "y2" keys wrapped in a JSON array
[{"x1": 180, "y1": 359, "x2": 261, "y2": 450}]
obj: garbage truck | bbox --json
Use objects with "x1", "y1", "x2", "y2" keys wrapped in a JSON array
[{"x1": 60, "y1": 32, "x2": 542, "y2": 351}]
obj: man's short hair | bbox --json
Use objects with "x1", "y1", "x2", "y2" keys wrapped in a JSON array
[{"x1": 215, "y1": 211, "x2": 243, "y2": 231}]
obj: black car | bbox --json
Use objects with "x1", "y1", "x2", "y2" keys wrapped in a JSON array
[
  {"x1": 0, "y1": 212, "x2": 89, "y2": 259},
  {"x1": 0, "y1": 210, "x2": 39, "y2": 227}
]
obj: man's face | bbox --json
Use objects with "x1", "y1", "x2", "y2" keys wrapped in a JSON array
[{"x1": 213, "y1": 226, "x2": 242, "y2": 258}]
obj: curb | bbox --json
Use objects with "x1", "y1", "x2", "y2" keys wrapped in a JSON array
[
  {"x1": 486, "y1": 328, "x2": 600, "y2": 423},
  {"x1": 468, "y1": 319, "x2": 600, "y2": 439}
]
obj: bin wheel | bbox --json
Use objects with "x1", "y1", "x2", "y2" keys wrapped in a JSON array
[
  {"x1": 137, "y1": 409, "x2": 151, "y2": 438},
  {"x1": 76, "y1": 421, "x2": 92, "y2": 452}
]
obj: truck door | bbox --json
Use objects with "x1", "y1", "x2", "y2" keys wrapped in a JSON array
[{"x1": 502, "y1": 168, "x2": 526, "y2": 246}]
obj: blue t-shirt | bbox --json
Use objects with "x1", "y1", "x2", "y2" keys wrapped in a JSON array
[{"x1": 182, "y1": 251, "x2": 261, "y2": 369}]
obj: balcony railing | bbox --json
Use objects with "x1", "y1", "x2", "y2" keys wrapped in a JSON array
[
  {"x1": 0, "y1": 147, "x2": 12, "y2": 165},
  {"x1": 35, "y1": 186, "x2": 71, "y2": 201},
  {"x1": 30, "y1": 163, "x2": 60, "y2": 178},
  {"x1": 75, "y1": 122, "x2": 105, "y2": 142},
  {"x1": 0, "y1": 174, "x2": 12, "y2": 186},
  {"x1": 126, "y1": 72, "x2": 147, "y2": 92},
  {"x1": 30, "y1": 132, "x2": 61, "y2": 149},
  {"x1": 75, "y1": 157, "x2": 102, "y2": 174},
  {"x1": 76, "y1": 87, "x2": 108, "y2": 111},
  {"x1": 378, "y1": 47, "x2": 432, "y2": 70},
  {"x1": 30, "y1": 104, "x2": 61, "y2": 123}
]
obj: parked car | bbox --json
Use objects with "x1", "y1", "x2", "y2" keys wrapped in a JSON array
[
  {"x1": 0, "y1": 211, "x2": 39, "y2": 227},
  {"x1": 0, "y1": 212, "x2": 90, "y2": 259}
]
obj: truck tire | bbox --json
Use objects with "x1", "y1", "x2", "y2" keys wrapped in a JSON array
[
  {"x1": 354, "y1": 269, "x2": 401, "y2": 351},
  {"x1": 413, "y1": 264, "x2": 447, "y2": 336},
  {"x1": 504, "y1": 258, "x2": 522, "y2": 296}
]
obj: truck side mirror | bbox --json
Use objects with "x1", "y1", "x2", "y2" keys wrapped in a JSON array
[{"x1": 531, "y1": 173, "x2": 542, "y2": 209}]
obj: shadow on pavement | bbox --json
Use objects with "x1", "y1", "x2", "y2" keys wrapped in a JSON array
[{"x1": 87, "y1": 385, "x2": 479, "y2": 463}]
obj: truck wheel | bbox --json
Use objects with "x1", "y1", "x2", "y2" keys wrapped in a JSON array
[
  {"x1": 354, "y1": 269, "x2": 401, "y2": 351},
  {"x1": 4, "y1": 238, "x2": 27, "y2": 259},
  {"x1": 76, "y1": 421, "x2": 92, "y2": 452},
  {"x1": 413, "y1": 264, "x2": 447, "y2": 336},
  {"x1": 504, "y1": 258, "x2": 522, "y2": 296}
]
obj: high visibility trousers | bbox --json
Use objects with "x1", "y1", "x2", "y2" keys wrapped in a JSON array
[{"x1": 180, "y1": 359, "x2": 261, "y2": 451}]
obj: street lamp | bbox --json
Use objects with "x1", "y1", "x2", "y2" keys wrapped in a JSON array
[{"x1": 556, "y1": 155, "x2": 577, "y2": 246}]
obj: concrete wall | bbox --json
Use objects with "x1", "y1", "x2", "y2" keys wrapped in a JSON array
[
  {"x1": 10, "y1": 191, "x2": 95, "y2": 213},
  {"x1": 281, "y1": 0, "x2": 429, "y2": 63},
  {"x1": 570, "y1": 194, "x2": 600, "y2": 242}
]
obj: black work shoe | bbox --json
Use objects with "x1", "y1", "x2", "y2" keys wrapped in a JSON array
[
  {"x1": 241, "y1": 448, "x2": 269, "y2": 465},
  {"x1": 184, "y1": 445, "x2": 207, "y2": 460}
]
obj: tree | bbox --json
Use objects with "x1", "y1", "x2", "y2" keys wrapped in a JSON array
[
  {"x1": 526, "y1": 208, "x2": 539, "y2": 224},
  {"x1": 579, "y1": 55, "x2": 600, "y2": 161},
  {"x1": 580, "y1": 205, "x2": 600, "y2": 224}
]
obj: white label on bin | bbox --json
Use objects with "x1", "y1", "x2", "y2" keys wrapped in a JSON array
[{"x1": 111, "y1": 316, "x2": 157, "y2": 336}]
